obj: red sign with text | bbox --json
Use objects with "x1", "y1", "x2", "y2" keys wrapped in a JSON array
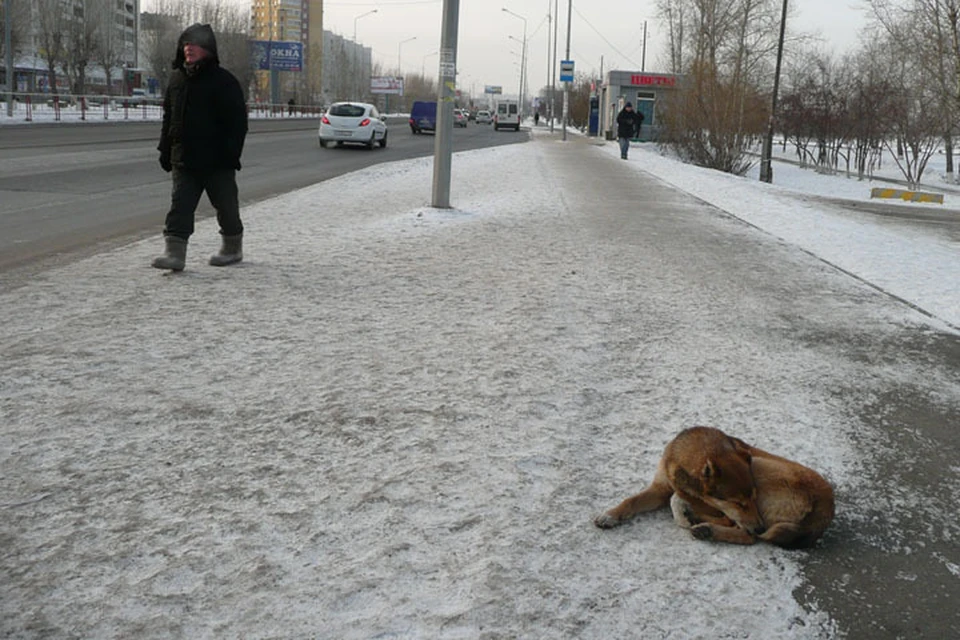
[{"x1": 630, "y1": 75, "x2": 676, "y2": 87}]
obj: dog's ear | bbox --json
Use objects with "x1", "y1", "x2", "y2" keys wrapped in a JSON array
[{"x1": 729, "y1": 436, "x2": 753, "y2": 461}]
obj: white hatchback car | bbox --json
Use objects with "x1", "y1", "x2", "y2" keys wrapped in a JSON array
[{"x1": 319, "y1": 102, "x2": 388, "y2": 149}]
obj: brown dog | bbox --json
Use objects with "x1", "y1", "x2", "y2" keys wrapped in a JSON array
[{"x1": 594, "y1": 426, "x2": 835, "y2": 548}]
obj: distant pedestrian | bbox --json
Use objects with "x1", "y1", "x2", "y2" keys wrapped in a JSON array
[
  {"x1": 534, "y1": 111, "x2": 540, "y2": 126},
  {"x1": 288, "y1": 97, "x2": 296, "y2": 116},
  {"x1": 153, "y1": 23, "x2": 248, "y2": 271},
  {"x1": 616, "y1": 102, "x2": 644, "y2": 160}
]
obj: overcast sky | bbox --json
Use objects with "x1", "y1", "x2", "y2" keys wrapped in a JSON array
[{"x1": 321, "y1": 0, "x2": 873, "y2": 99}]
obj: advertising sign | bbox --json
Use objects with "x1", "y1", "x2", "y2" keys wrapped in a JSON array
[
  {"x1": 484, "y1": 85, "x2": 503, "y2": 95},
  {"x1": 371, "y1": 76, "x2": 404, "y2": 95},
  {"x1": 250, "y1": 40, "x2": 303, "y2": 72}
]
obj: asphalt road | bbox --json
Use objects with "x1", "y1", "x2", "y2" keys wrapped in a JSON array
[{"x1": 0, "y1": 117, "x2": 527, "y2": 279}]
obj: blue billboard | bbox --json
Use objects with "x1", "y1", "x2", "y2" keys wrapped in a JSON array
[{"x1": 250, "y1": 40, "x2": 303, "y2": 72}]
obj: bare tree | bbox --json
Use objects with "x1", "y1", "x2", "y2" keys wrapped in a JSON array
[
  {"x1": 142, "y1": 0, "x2": 251, "y2": 96},
  {"x1": 656, "y1": 0, "x2": 782, "y2": 174},
  {"x1": 870, "y1": 0, "x2": 960, "y2": 181},
  {"x1": 35, "y1": 0, "x2": 68, "y2": 96},
  {"x1": 61, "y1": 0, "x2": 101, "y2": 94},
  {"x1": 1, "y1": 0, "x2": 31, "y2": 71},
  {"x1": 89, "y1": 0, "x2": 128, "y2": 95},
  {"x1": 656, "y1": 0, "x2": 688, "y2": 74}
]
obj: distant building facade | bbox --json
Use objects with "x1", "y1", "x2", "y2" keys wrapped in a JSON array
[
  {"x1": 3, "y1": 0, "x2": 141, "y2": 94},
  {"x1": 321, "y1": 30, "x2": 371, "y2": 105}
]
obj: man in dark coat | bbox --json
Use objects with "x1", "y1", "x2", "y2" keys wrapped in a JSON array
[
  {"x1": 153, "y1": 23, "x2": 248, "y2": 271},
  {"x1": 616, "y1": 102, "x2": 644, "y2": 160}
]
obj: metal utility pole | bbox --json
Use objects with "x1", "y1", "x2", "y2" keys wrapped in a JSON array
[
  {"x1": 641, "y1": 20, "x2": 647, "y2": 72},
  {"x1": 561, "y1": 0, "x2": 572, "y2": 141},
  {"x1": 432, "y1": 0, "x2": 459, "y2": 209},
  {"x1": 760, "y1": 0, "x2": 788, "y2": 184},
  {"x1": 546, "y1": 0, "x2": 551, "y2": 127},
  {"x1": 502, "y1": 9, "x2": 527, "y2": 119},
  {"x1": 5, "y1": 0, "x2": 13, "y2": 116},
  {"x1": 551, "y1": 0, "x2": 558, "y2": 132}
]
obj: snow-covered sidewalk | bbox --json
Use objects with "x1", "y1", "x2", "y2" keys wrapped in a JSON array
[{"x1": 2, "y1": 132, "x2": 958, "y2": 638}]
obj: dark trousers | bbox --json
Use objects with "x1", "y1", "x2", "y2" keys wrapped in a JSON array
[{"x1": 164, "y1": 167, "x2": 243, "y2": 240}]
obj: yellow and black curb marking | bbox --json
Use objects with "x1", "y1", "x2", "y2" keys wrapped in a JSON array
[{"x1": 870, "y1": 188, "x2": 944, "y2": 204}]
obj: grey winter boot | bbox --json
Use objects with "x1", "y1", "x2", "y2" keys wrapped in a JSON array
[
  {"x1": 151, "y1": 236, "x2": 188, "y2": 271},
  {"x1": 209, "y1": 234, "x2": 243, "y2": 266}
]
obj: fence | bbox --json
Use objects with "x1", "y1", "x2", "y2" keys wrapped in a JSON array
[{"x1": 0, "y1": 93, "x2": 323, "y2": 123}]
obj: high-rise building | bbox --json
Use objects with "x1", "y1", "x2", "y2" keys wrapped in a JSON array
[{"x1": 250, "y1": 0, "x2": 320, "y2": 104}]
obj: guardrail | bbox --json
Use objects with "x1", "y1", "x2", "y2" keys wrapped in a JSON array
[{"x1": 1, "y1": 93, "x2": 323, "y2": 123}]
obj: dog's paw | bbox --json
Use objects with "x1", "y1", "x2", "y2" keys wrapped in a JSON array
[
  {"x1": 670, "y1": 494, "x2": 701, "y2": 529},
  {"x1": 594, "y1": 513, "x2": 621, "y2": 529},
  {"x1": 691, "y1": 523, "x2": 714, "y2": 541}
]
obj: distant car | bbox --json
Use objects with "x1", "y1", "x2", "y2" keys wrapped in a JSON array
[
  {"x1": 454, "y1": 109, "x2": 468, "y2": 127},
  {"x1": 319, "y1": 102, "x2": 388, "y2": 149},
  {"x1": 475, "y1": 109, "x2": 492, "y2": 124},
  {"x1": 409, "y1": 100, "x2": 437, "y2": 134}
]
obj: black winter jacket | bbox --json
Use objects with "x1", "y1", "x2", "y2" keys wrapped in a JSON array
[
  {"x1": 158, "y1": 25, "x2": 247, "y2": 172},
  {"x1": 616, "y1": 108, "x2": 644, "y2": 139}
]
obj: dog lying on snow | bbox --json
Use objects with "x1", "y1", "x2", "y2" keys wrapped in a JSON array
[{"x1": 594, "y1": 426, "x2": 835, "y2": 548}]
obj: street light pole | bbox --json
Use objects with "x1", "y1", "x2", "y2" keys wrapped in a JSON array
[
  {"x1": 398, "y1": 36, "x2": 417, "y2": 75},
  {"x1": 562, "y1": 0, "x2": 572, "y2": 141},
  {"x1": 545, "y1": 0, "x2": 552, "y2": 125},
  {"x1": 422, "y1": 50, "x2": 438, "y2": 78},
  {"x1": 353, "y1": 9, "x2": 378, "y2": 42},
  {"x1": 352, "y1": 10, "x2": 377, "y2": 102},
  {"x1": 508, "y1": 35, "x2": 526, "y2": 118},
  {"x1": 398, "y1": 36, "x2": 417, "y2": 112},
  {"x1": 5, "y1": 0, "x2": 13, "y2": 116},
  {"x1": 551, "y1": 0, "x2": 558, "y2": 131},
  {"x1": 502, "y1": 8, "x2": 527, "y2": 119},
  {"x1": 760, "y1": 0, "x2": 788, "y2": 183}
]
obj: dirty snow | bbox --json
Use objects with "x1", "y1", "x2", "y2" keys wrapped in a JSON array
[{"x1": 2, "y1": 127, "x2": 959, "y2": 639}]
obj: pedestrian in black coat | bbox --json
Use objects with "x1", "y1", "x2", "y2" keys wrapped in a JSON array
[
  {"x1": 616, "y1": 102, "x2": 644, "y2": 160},
  {"x1": 153, "y1": 23, "x2": 248, "y2": 271}
]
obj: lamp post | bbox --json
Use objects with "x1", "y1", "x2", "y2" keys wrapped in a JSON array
[
  {"x1": 551, "y1": 0, "x2": 558, "y2": 131},
  {"x1": 353, "y1": 9, "x2": 378, "y2": 42},
  {"x1": 351, "y1": 10, "x2": 377, "y2": 101},
  {"x1": 760, "y1": 0, "x2": 788, "y2": 183},
  {"x1": 4, "y1": 0, "x2": 12, "y2": 116},
  {"x1": 398, "y1": 36, "x2": 417, "y2": 75},
  {"x1": 562, "y1": 0, "x2": 571, "y2": 141},
  {"x1": 502, "y1": 7, "x2": 527, "y2": 119},
  {"x1": 397, "y1": 36, "x2": 416, "y2": 112},
  {"x1": 508, "y1": 35, "x2": 526, "y2": 116},
  {"x1": 422, "y1": 50, "x2": 438, "y2": 78},
  {"x1": 546, "y1": 0, "x2": 552, "y2": 127}
]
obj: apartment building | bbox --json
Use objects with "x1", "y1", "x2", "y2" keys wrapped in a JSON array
[{"x1": 3, "y1": 0, "x2": 140, "y2": 94}]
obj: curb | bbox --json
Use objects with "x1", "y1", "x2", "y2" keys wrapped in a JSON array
[{"x1": 870, "y1": 187, "x2": 944, "y2": 204}]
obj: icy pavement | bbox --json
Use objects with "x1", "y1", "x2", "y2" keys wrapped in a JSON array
[{"x1": 2, "y1": 134, "x2": 958, "y2": 638}]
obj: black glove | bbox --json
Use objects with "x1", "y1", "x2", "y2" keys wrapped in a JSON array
[{"x1": 159, "y1": 156, "x2": 172, "y2": 172}]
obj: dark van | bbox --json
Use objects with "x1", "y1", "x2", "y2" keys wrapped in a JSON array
[{"x1": 409, "y1": 101, "x2": 437, "y2": 134}]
